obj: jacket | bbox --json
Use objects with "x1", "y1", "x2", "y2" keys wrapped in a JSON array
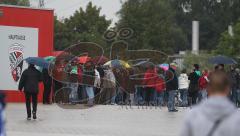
[
  {"x1": 143, "y1": 69, "x2": 157, "y2": 88},
  {"x1": 198, "y1": 73, "x2": 209, "y2": 90},
  {"x1": 155, "y1": 76, "x2": 166, "y2": 92},
  {"x1": 18, "y1": 66, "x2": 42, "y2": 93},
  {"x1": 94, "y1": 69, "x2": 101, "y2": 88},
  {"x1": 189, "y1": 70, "x2": 201, "y2": 85},
  {"x1": 180, "y1": 96, "x2": 240, "y2": 136},
  {"x1": 165, "y1": 67, "x2": 178, "y2": 91},
  {"x1": 178, "y1": 73, "x2": 189, "y2": 89},
  {"x1": 103, "y1": 69, "x2": 116, "y2": 88},
  {"x1": 229, "y1": 70, "x2": 239, "y2": 89},
  {"x1": 188, "y1": 70, "x2": 201, "y2": 93}
]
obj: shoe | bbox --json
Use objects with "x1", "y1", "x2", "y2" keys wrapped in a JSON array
[
  {"x1": 32, "y1": 112, "x2": 37, "y2": 120},
  {"x1": 169, "y1": 109, "x2": 178, "y2": 112},
  {"x1": 27, "y1": 117, "x2": 31, "y2": 120}
]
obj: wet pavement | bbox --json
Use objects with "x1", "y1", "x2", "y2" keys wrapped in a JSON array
[{"x1": 6, "y1": 103, "x2": 187, "y2": 136}]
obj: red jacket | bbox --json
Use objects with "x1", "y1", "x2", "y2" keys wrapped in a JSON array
[
  {"x1": 198, "y1": 73, "x2": 209, "y2": 90},
  {"x1": 155, "y1": 77, "x2": 166, "y2": 92},
  {"x1": 77, "y1": 66, "x2": 83, "y2": 83},
  {"x1": 143, "y1": 69, "x2": 157, "y2": 88}
]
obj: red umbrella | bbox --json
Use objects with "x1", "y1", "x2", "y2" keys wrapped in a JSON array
[
  {"x1": 78, "y1": 56, "x2": 91, "y2": 64},
  {"x1": 91, "y1": 56, "x2": 109, "y2": 65}
]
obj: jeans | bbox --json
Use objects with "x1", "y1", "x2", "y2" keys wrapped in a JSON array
[
  {"x1": 69, "y1": 83, "x2": 79, "y2": 102},
  {"x1": 167, "y1": 90, "x2": 176, "y2": 111},
  {"x1": 179, "y1": 89, "x2": 188, "y2": 106},
  {"x1": 85, "y1": 86, "x2": 94, "y2": 99},
  {"x1": 237, "y1": 90, "x2": 240, "y2": 104},
  {"x1": 144, "y1": 87, "x2": 155, "y2": 105},
  {"x1": 135, "y1": 86, "x2": 144, "y2": 104},
  {"x1": 198, "y1": 89, "x2": 207, "y2": 103},
  {"x1": 155, "y1": 91, "x2": 164, "y2": 106}
]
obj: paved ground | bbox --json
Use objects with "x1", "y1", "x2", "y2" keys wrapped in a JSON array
[{"x1": 6, "y1": 103, "x2": 187, "y2": 136}]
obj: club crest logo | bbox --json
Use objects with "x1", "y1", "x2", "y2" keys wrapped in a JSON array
[{"x1": 9, "y1": 43, "x2": 24, "y2": 82}]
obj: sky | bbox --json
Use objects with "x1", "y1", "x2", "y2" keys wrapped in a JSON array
[{"x1": 30, "y1": 0, "x2": 124, "y2": 26}]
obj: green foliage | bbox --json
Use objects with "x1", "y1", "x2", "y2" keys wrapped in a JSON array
[
  {"x1": 54, "y1": 2, "x2": 111, "y2": 51},
  {"x1": 183, "y1": 51, "x2": 214, "y2": 72},
  {"x1": 0, "y1": 0, "x2": 30, "y2": 6},
  {"x1": 171, "y1": 0, "x2": 240, "y2": 50},
  {"x1": 215, "y1": 21, "x2": 240, "y2": 57},
  {"x1": 117, "y1": 0, "x2": 187, "y2": 54}
]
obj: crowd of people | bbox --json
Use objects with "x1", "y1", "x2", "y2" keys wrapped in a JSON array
[
  {"x1": 18, "y1": 57, "x2": 240, "y2": 119},
  {"x1": 51, "y1": 59, "x2": 240, "y2": 110}
]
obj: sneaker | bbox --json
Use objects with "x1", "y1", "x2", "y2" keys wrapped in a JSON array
[
  {"x1": 169, "y1": 109, "x2": 178, "y2": 112},
  {"x1": 32, "y1": 112, "x2": 37, "y2": 120},
  {"x1": 27, "y1": 117, "x2": 31, "y2": 120}
]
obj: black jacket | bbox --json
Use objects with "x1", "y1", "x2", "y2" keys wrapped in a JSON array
[
  {"x1": 18, "y1": 66, "x2": 42, "y2": 93},
  {"x1": 165, "y1": 68, "x2": 178, "y2": 91}
]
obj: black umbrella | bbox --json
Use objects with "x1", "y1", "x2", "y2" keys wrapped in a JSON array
[{"x1": 209, "y1": 55, "x2": 237, "y2": 65}]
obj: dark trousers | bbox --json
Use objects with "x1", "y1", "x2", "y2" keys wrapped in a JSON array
[
  {"x1": 43, "y1": 83, "x2": 51, "y2": 104},
  {"x1": 24, "y1": 92, "x2": 38, "y2": 117},
  {"x1": 145, "y1": 87, "x2": 154, "y2": 105},
  {"x1": 189, "y1": 92, "x2": 198, "y2": 105}
]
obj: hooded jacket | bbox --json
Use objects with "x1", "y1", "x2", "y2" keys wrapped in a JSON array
[
  {"x1": 165, "y1": 67, "x2": 178, "y2": 91},
  {"x1": 18, "y1": 66, "x2": 42, "y2": 93},
  {"x1": 180, "y1": 96, "x2": 240, "y2": 136}
]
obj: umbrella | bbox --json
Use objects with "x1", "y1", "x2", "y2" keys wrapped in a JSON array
[
  {"x1": 159, "y1": 63, "x2": 169, "y2": 71},
  {"x1": 91, "y1": 56, "x2": 109, "y2": 65},
  {"x1": 104, "y1": 59, "x2": 131, "y2": 68},
  {"x1": 44, "y1": 56, "x2": 56, "y2": 62},
  {"x1": 133, "y1": 60, "x2": 154, "y2": 68},
  {"x1": 78, "y1": 56, "x2": 91, "y2": 64},
  {"x1": 209, "y1": 55, "x2": 237, "y2": 64},
  {"x1": 25, "y1": 57, "x2": 49, "y2": 68}
]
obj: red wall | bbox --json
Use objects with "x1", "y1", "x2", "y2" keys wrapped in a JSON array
[{"x1": 0, "y1": 5, "x2": 54, "y2": 102}]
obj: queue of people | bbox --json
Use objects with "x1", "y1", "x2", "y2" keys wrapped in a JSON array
[{"x1": 18, "y1": 59, "x2": 240, "y2": 120}]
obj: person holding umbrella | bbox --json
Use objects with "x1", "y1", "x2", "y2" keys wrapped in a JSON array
[{"x1": 18, "y1": 64, "x2": 42, "y2": 120}]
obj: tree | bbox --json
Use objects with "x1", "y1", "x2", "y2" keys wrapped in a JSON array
[
  {"x1": 215, "y1": 20, "x2": 240, "y2": 57},
  {"x1": 54, "y1": 17, "x2": 71, "y2": 50},
  {"x1": 0, "y1": 0, "x2": 30, "y2": 6},
  {"x1": 183, "y1": 51, "x2": 213, "y2": 72},
  {"x1": 171, "y1": 0, "x2": 240, "y2": 50},
  {"x1": 117, "y1": 0, "x2": 187, "y2": 54},
  {"x1": 54, "y1": 2, "x2": 111, "y2": 51}
]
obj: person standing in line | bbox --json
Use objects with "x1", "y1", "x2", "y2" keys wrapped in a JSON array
[
  {"x1": 198, "y1": 69, "x2": 209, "y2": 102},
  {"x1": 42, "y1": 68, "x2": 52, "y2": 104},
  {"x1": 180, "y1": 70, "x2": 240, "y2": 136},
  {"x1": 165, "y1": 63, "x2": 179, "y2": 112},
  {"x1": 101, "y1": 66, "x2": 116, "y2": 104},
  {"x1": 18, "y1": 64, "x2": 42, "y2": 120},
  {"x1": 178, "y1": 69, "x2": 189, "y2": 107},
  {"x1": 188, "y1": 64, "x2": 201, "y2": 105},
  {"x1": 93, "y1": 66, "x2": 101, "y2": 103},
  {"x1": 83, "y1": 61, "x2": 95, "y2": 106},
  {"x1": 235, "y1": 68, "x2": 240, "y2": 107},
  {"x1": 143, "y1": 65, "x2": 157, "y2": 106},
  {"x1": 228, "y1": 66, "x2": 238, "y2": 106},
  {"x1": 155, "y1": 71, "x2": 166, "y2": 107}
]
